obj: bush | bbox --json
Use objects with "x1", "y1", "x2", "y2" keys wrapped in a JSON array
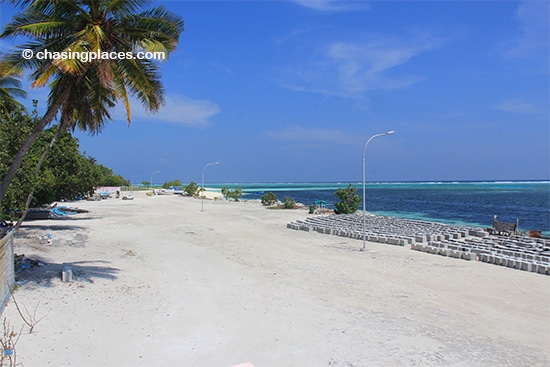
[
  {"x1": 162, "y1": 179, "x2": 182, "y2": 189},
  {"x1": 334, "y1": 184, "x2": 361, "y2": 214},
  {"x1": 221, "y1": 186, "x2": 243, "y2": 201},
  {"x1": 185, "y1": 182, "x2": 199, "y2": 197},
  {"x1": 283, "y1": 196, "x2": 296, "y2": 209},
  {"x1": 261, "y1": 192, "x2": 278, "y2": 206}
]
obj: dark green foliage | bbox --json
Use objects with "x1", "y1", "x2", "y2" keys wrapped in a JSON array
[
  {"x1": 283, "y1": 196, "x2": 297, "y2": 209},
  {"x1": 162, "y1": 179, "x2": 183, "y2": 189},
  {"x1": 221, "y1": 186, "x2": 243, "y2": 201},
  {"x1": 334, "y1": 184, "x2": 361, "y2": 214},
  {"x1": 0, "y1": 0, "x2": 184, "y2": 206},
  {"x1": 261, "y1": 191, "x2": 278, "y2": 206},
  {"x1": 0, "y1": 105, "x2": 38, "y2": 217},
  {"x1": 221, "y1": 186, "x2": 229, "y2": 199},
  {"x1": 0, "y1": 106, "x2": 130, "y2": 220},
  {"x1": 184, "y1": 182, "x2": 199, "y2": 197}
]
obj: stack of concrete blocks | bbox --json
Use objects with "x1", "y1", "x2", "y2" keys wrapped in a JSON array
[{"x1": 287, "y1": 213, "x2": 549, "y2": 275}]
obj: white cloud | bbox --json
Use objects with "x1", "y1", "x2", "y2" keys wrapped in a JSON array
[
  {"x1": 267, "y1": 125, "x2": 362, "y2": 145},
  {"x1": 493, "y1": 98, "x2": 543, "y2": 115},
  {"x1": 502, "y1": 1, "x2": 549, "y2": 61},
  {"x1": 130, "y1": 94, "x2": 220, "y2": 127},
  {"x1": 282, "y1": 33, "x2": 439, "y2": 98},
  {"x1": 290, "y1": 0, "x2": 370, "y2": 12}
]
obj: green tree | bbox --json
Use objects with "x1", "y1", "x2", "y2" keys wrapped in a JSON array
[
  {"x1": 261, "y1": 192, "x2": 278, "y2": 206},
  {"x1": 0, "y1": 106, "x2": 40, "y2": 218},
  {"x1": 221, "y1": 186, "x2": 242, "y2": 201},
  {"x1": 221, "y1": 186, "x2": 230, "y2": 199},
  {"x1": 0, "y1": 111, "x2": 128, "y2": 220},
  {"x1": 92, "y1": 164, "x2": 129, "y2": 187},
  {"x1": 0, "y1": 0, "x2": 184, "y2": 206},
  {"x1": 32, "y1": 127, "x2": 103, "y2": 203},
  {"x1": 283, "y1": 196, "x2": 297, "y2": 209},
  {"x1": 185, "y1": 182, "x2": 199, "y2": 197},
  {"x1": 230, "y1": 187, "x2": 243, "y2": 201},
  {"x1": 162, "y1": 179, "x2": 183, "y2": 189},
  {"x1": 0, "y1": 64, "x2": 26, "y2": 117},
  {"x1": 334, "y1": 184, "x2": 361, "y2": 214}
]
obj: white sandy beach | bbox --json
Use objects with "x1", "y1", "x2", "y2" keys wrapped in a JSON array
[{"x1": 3, "y1": 191, "x2": 549, "y2": 366}]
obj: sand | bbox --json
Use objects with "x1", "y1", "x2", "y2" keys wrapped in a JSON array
[{"x1": 2, "y1": 191, "x2": 549, "y2": 367}]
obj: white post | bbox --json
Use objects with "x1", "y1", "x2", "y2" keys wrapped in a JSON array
[
  {"x1": 362, "y1": 131, "x2": 395, "y2": 251},
  {"x1": 201, "y1": 162, "x2": 220, "y2": 211}
]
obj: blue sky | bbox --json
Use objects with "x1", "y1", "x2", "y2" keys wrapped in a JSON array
[{"x1": 1, "y1": 0, "x2": 549, "y2": 184}]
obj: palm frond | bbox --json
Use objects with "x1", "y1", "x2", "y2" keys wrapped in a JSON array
[{"x1": 2, "y1": 0, "x2": 182, "y2": 135}]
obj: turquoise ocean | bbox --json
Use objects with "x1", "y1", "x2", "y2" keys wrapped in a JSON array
[{"x1": 209, "y1": 181, "x2": 550, "y2": 235}]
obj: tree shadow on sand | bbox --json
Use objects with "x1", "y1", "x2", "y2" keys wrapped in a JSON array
[
  {"x1": 19, "y1": 219, "x2": 95, "y2": 232},
  {"x1": 15, "y1": 258, "x2": 119, "y2": 287}
]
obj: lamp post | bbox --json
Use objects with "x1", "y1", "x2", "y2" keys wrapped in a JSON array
[
  {"x1": 202, "y1": 161, "x2": 219, "y2": 211},
  {"x1": 362, "y1": 131, "x2": 395, "y2": 251},
  {"x1": 150, "y1": 170, "x2": 160, "y2": 191}
]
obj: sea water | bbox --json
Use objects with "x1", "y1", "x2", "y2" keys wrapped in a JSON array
[{"x1": 211, "y1": 181, "x2": 550, "y2": 235}]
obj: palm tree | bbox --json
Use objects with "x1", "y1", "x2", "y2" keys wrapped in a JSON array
[
  {"x1": 0, "y1": 0, "x2": 184, "y2": 204},
  {"x1": 0, "y1": 65, "x2": 27, "y2": 117}
]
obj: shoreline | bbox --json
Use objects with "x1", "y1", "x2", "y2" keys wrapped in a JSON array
[{"x1": 3, "y1": 191, "x2": 549, "y2": 366}]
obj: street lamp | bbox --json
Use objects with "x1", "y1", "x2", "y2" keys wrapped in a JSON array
[
  {"x1": 150, "y1": 170, "x2": 160, "y2": 190},
  {"x1": 362, "y1": 130, "x2": 395, "y2": 251},
  {"x1": 201, "y1": 161, "x2": 219, "y2": 211}
]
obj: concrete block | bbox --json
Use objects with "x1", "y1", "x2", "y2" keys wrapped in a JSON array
[
  {"x1": 462, "y1": 252, "x2": 476, "y2": 261},
  {"x1": 520, "y1": 261, "x2": 533, "y2": 272},
  {"x1": 449, "y1": 250, "x2": 461, "y2": 259},
  {"x1": 481, "y1": 254, "x2": 495, "y2": 264}
]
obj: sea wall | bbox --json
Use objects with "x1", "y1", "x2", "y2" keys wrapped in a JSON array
[{"x1": 0, "y1": 231, "x2": 15, "y2": 315}]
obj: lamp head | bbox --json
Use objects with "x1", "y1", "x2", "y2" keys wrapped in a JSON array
[{"x1": 386, "y1": 131, "x2": 395, "y2": 135}]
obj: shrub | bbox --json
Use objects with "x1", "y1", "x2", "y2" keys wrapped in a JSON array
[
  {"x1": 185, "y1": 182, "x2": 199, "y2": 197},
  {"x1": 283, "y1": 196, "x2": 296, "y2": 209},
  {"x1": 162, "y1": 179, "x2": 182, "y2": 189},
  {"x1": 334, "y1": 184, "x2": 361, "y2": 214},
  {"x1": 221, "y1": 186, "x2": 243, "y2": 201},
  {"x1": 261, "y1": 192, "x2": 278, "y2": 206},
  {"x1": 230, "y1": 187, "x2": 243, "y2": 201}
]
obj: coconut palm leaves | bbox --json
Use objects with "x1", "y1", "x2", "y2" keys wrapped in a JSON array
[
  {"x1": 0, "y1": 66, "x2": 27, "y2": 116},
  {"x1": 0, "y1": 0, "x2": 184, "y2": 204},
  {"x1": 2, "y1": 0, "x2": 183, "y2": 129}
]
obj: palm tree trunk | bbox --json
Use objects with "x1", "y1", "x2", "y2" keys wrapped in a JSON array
[
  {"x1": 14, "y1": 124, "x2": 64, "y2": 230},
  {"x1": 0, "y1": 87, "x2": 72, "y2": 205}
]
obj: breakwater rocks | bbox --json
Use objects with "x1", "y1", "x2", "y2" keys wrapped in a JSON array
[{"x1": 287, "y1": 213, "x2": 550, "y2": 275}]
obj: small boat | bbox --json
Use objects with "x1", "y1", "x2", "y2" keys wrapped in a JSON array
[{"x1": 488, "y1": 215, "x2": 519, "y2": 236}]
